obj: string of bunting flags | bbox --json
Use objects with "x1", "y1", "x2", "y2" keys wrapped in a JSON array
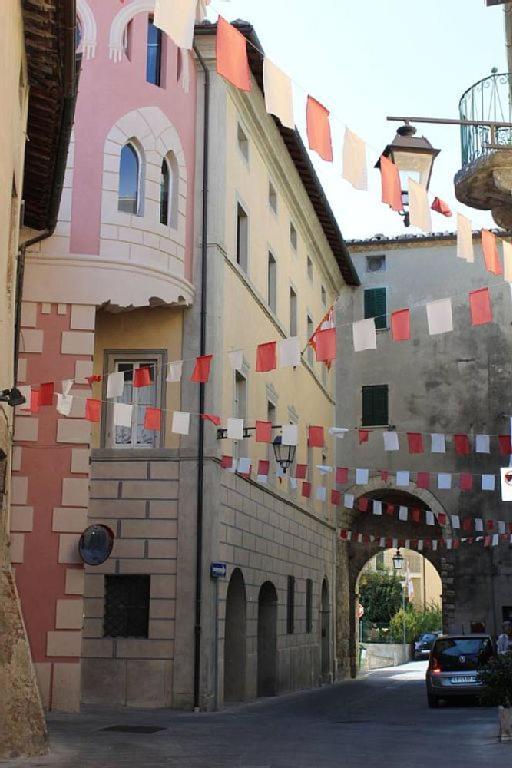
[{"x1": 339, "y1": 530, "x2": 512, "y2": 551}]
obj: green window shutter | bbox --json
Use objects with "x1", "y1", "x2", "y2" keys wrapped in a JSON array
[
  {"x1": 364, "y1": 288, "x2": 387, "y2": 330},
  {"x1": 362, "y1": 385, "x2": 389, "y2": 426}
]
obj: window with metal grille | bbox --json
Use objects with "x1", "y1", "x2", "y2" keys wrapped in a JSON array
[
  {"x1": 287, "y1": 575, "x2": 295, "y2": 634},
  {"x1": 362, "y1": 384, "x2": 389, "y2": 427},
  {"x1": 306, "y1": 579, "x2": 313, "y2": 633},
  {"x1": 104, "y1": 575, "x2": 150, "y2": 638},
  {"x1": 364, "y1": 287, "x2": 387, "y2": 330}
]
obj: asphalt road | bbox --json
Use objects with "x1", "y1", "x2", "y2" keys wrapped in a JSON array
[{"x1": 2, "y1": 662, "x2": 507, "y2": 768}]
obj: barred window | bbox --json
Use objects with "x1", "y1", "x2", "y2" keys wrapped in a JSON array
[
  {"x1": 287, "y1": 575, "x2": 295, "y2": 634},
  {"x1": 306, "y1": 579, "x2": 313, "y2": 633},
  {"x1": 104, "y1": 575, "x2": 150, "y2": 638}
]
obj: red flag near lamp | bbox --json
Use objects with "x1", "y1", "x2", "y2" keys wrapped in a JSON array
[
  {"x1": 256, "y1": 342, "x2": 277, "y2": 372},
  {"x1": 216, "y1": 16, "x2": 252, "y2": 92},
  {"x1": 431, "y1": 197, "x2": 452, "y2": 217},
  {"x1": 306, "y1": 96, "x2": 333, "y2": 162},
  {"x1": 294, "y1": 464, "x2": 308, "y2": 480},
  {"x1": 255, "y1": 420, "x2": 273, "y2": 443},
  {"x1": 191, "y1": 354, "x2": 213, "y2": 383},
  {"x1": 379, "y1": 154, "x2": 403, "y2": 212},
  {"x1": 257, "y1": 460, "x2": 270, "y2": 477}
]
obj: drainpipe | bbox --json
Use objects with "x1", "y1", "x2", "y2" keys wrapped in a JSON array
[
  {"x1": 192, "y1": 41, "x2": 210, "y2": 713},
  {"x1": 505, "y1": 5, "x2": 512, "y2": 76}
]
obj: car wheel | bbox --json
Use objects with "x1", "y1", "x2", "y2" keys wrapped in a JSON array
[{"x1": 427, "y1": 693, "x2": 439, "y2": 709}]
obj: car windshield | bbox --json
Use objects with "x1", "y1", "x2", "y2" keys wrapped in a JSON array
[
  {"x1": 420, "y1": 633, "x2": 436, "y2": 642},
  {"x1": 433, "y1": 637, "x2": 493, "y2": 671}
]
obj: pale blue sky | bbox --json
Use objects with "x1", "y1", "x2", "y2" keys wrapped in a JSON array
[{"x1": 210, "y1": 0, "x2": 507, "y2": 240}]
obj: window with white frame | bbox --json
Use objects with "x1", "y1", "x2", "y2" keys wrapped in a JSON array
[
  {"x1": 118, "y1": 142, "x2": 142, "y2": 215},
  {"x1": 104, "y1": 353, "x2": 164, "y2": 449},
  {"x1": 160, "y1": 152, "x2": 178, "y2": 227}
]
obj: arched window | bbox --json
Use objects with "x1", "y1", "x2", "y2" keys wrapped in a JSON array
[
  {"x1": 160, "y1": 153, "x2": 179, "y2": 227},
  {"x1": 160, "y1": 159, "x2": 170, "y2": 225},
  {"x1": 75, "y1": 18, "x2": 83, "y2": 52},
  {"x1": 118, "y1": 142, "x2": 141, "y2": 214},
  {"x1": 147, "y1": 16, "x2": 162, "y2": 86}
]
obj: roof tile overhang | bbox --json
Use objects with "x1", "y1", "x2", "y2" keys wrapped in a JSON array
[
  {"x1": 22, "y1": 0, "x2": 79, "y2": 233},
  {"x1": 195, "y1": 21, "x2": 359, "y2": 287}
]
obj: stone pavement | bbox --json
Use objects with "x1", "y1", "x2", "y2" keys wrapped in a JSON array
[{"x1": 1, "y1": 662, "x2": 507, "y2": 768}]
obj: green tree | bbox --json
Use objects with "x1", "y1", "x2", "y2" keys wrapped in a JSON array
[
  {"x1": 359, "y1": 571, "x2": 403, "y2": 624},
  {"x1": 390, "y1": 603, "x2": 443, "y2": 643}
]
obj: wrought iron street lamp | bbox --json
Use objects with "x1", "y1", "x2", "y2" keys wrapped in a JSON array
[
  {"x1": 392, "y1": 548, "x2": 405, "y2": 571},
  {"x1": 272, "y1": 435, "x2": 296, "y2": 475}
]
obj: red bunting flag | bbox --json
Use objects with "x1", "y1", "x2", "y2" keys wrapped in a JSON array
[
  {"x1": 331, "y1": 489, "x2": 341, "y2": 506},
  {"x1": 306, "y1": 96, "x2": 333, "y2": 162},
  {"x1": 315, "y1": 327, "x2": 336, "y2": 363},
  {"x1": 385, "y1": 504, "x2": 395, "y2": 517},
  {"x1": 340, "y1": 529, "x2": 349, "y2": 541},
  {"x1": 438, "y1": 513, "x2": 447, "y2": 526},
  {"x1": 499, "y1": 435, "x2": 512, "y2": 455},
  {"x1": 85, "y1": 398, "x2": 101, "y2": 423},
  {"x1": 379, "y1": 154, "x2": 403, "y2": 212},
  {"x1": 380, "y1": 470, "x2": 389, "y2": 482},
  {"x1": 358, "y1": 429, "x2": 370, "y2": 445},
  {"x1": 336, "y1": 467, "x2": 348, "y2": 484},
  {"x1": 302, "y1": 482, "x2": 312, "y2": 499},
  {"x1": 308, "y1": 425, "x2": 324, "y2": 448},
  {"x1": 486, "y1": 520, "x2": 494, "y2": 531},
  {"x1": 255, "y1": 420, "x2": 273, "y2": 443},
  {"x1": 39, "y1": 381, "x2": 55, "y2": 406},
  {"x1": 462, "y1": 518, "x2": 473, "y2": 532},
  {"x1": 191, "y1": 354, "x2": 213, "y2": 383},
  {"x1": 133, "y1": 367, "x2": 151, "y2": 388},
  {"x1": 482, "y1": 229, "x2": 503, "y2": 275},
  {"x1": 256, "y1": 342, "x2": 277, "y2": 372},
  {"x1": 407, "y1": 432, "x2": 424, "y2": 454},
  {"x1": 216, "y1": 16, "x2": 252, "y2": 92},
  {"x1": 144, "y1": 407, "x2": 161, "y2": 431},
  {"x1": 257, "y1": 460, "x2": 270, "y2": 477},
  {"x1": 86, "y1": 375, "x2": 102, "y2": 385},
  {"x1": 30, "y1": 389, "x2": 40, "y2": 414},
  {"x1": 358, "y1": 497, "x2": 369, "y2": 512},
  {"x1": 391, "y1": 309, "x2": 410, "y2": 341},
  {"x1": 221, "y1": 455, "x2": 233, "y2": 469},
  {"x1": 416, "y1": 471, "x2": 430, "y2": 489},
  {"x1": 454, "y1": 434, "x2": 470, "y2": 455},
  {"x1": 201, "y1": 413, "x2": 221, "y2": 426},
  {"x1": 411, "y1": 508, "x2": 421, "y2": 523},
  {"x1": 469, "y1": 288, "x2": 492, "y2": 326},
  {"x1": 460, "y1": 473, "x2": 473, "y2": 491},
  {"x1": 431, "y1": 197, "x2": 452, "y2": 217},
  {"x1": 294, "y1": 464, "x2": 308, "y2": 480}
]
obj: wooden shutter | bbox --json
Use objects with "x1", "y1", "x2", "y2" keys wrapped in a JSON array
[
  {"x1": 362, "y1": 385, "x2": 388, "y2": 426},
  {"x1": 364, "y1": 288, "x2": 387, "y2": 330}
]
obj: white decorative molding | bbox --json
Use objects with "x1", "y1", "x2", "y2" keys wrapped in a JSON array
[
  {"x1": 77, "y1": 0, "x2": 97, "y2": 60},
  {"x1": 109, "y1": 0, "x2": 156, "y2": 63}
]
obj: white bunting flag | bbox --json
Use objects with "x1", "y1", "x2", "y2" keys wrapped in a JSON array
[
  {"x1": 113, "y1": 402, "x2": 133, "y2": 428},
  {"x1": 501, "y1": 467, "x2": 512, "y2": 501},
  {"x1": 227, "y1": 350, "x2": 244, "y2": 372},
  {"x1": 457, "y1": 213, "x2": 474, "y2": 262},
  {"x1": 431, "y1": 433, "x2": 446, "y2": 453},
  {"x1": 237, "y1": 458, "x2": 251, "y2": 474},
  {"x1": 56, "y1": 393, "x2": 73, "y2": 416},
  {"x1": 475, "y1": 518, "x2": 484, "y2": 532},
  {"x1": 373, "y1": 501, "x2": 383, "y2": 516},
  {"x1": 482, "y1": 474, "x2": 496, "y2": 492},
  {"x1": 107, "y1": 371, "x2": 125, "y2": 399},
  {"x1": 446, "y1": 539, "x2": 453, "y2": 551},
  {"x1": 418, "y1": 539, "x2": 424, "y2": 551},
  {"x1": 316, "y1": 486, "x2": 327, "y2": 502},
  {"x1": 396, "y1": 471, "x2": 410, "y2": 487},
  {"x1": 408, "y1": 178, "x2": 432, "y2": 233},
  {"x1": 154, "y1": 0, "x2": 197, "y2": 50},
  {"x1": 475, "y1": 434, "x2": 490, "y2": 454},
  {"x1": 172, "y1": 411, "x2": 190, "y2": 436},
  {"x1": 278, "y1": 337, "x2": 301, "y2": 368},
  {"x1": 426, "y1": 298, "x2": 453, "y2": 336},
  {"x1": 289, "y1": 477, "x2": 298, "y2": 491},
  {"x1": 62, "y1": 379, "x2": 74, "y2": 396},
  {"x1": 379, "y1": 536, "x2": 386, "y2": 547},
  {"x1": 282, "y1": 424, "x2": 298, "y2": 446},
  {"x1": 438, "y1": 473, "x2": 452, "y2": 490},
  {"x1": 498, "y1": 520, "x2": 507, "y2": 534},
  {"x1": 342, "y1": 128, "x2": 367, "y2": 191},
  {"x1": 227, "y1": 418, "x2": 244, "y2": 440},
  {"x1": 329, "y1": 427, "x2": 349, "y2": 439},
  {"x1": 167, "y1": 361, "x2": 183, "y2": 383},
  {"x1": 383, "y1": 431, "x2": 399, "y2": 451},
  {"x1": 451, "y1": 515, "x2": 460, "y2": 529},
  {"x1": 344, "y1": 494, "x2": 354, "y2": 509},
  {"x1": 355, "y1": 468, "x2": 369, "y2": 485},
  {"x1": 392, "y1": 538, "x2": 398, "y2": 550},
  {"x1": 398, "y1": 506, "x2": 408, "y2": 521},
  {"x1": 503, "y1": 241, "x2": 512, "y2": 283},
  {"x1": 432, "y1": 540, "x2": 438, "y2": 552},
  {"x1": 426, "y1": 510, "x2": 435, "y2": 526},
  {"x1": 352, "y1": 319, "x2": 377, "y2": 351},
  {"x1": 257, "y1": 474, "x2": 268, "y2": 485},
  {"x1": 17, "y1": 386, "x2": 31, "y2": 411},
  {"x1": 262, "y1": 58, "x2": 294, "y2": 129},
  {"x1": 316, "y1": 464, "x2": 333, "y2": 475},
  {"x1": 492, "y1": 534, "x2": 499, "y2": 547}
]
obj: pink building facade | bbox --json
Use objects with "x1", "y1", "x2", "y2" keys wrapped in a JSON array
[{"x1": 13, "y1": 0, "x2": 197, "y2": 710}]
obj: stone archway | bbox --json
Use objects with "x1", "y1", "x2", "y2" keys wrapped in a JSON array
[
  {"x1": 223, "y1": 568, "x2": 246, "y2": 703},
  {"x1": 257, "y1": 581, "x2": 278, "y2": 697},
  {"x1": 320, "y1": 578, "x2": 330, "y2": 681}
]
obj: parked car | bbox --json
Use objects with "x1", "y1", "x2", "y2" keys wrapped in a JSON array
[
  {"x1": 414, "y1": 631, "x2": 441, "y2": 660},
  {"x1": 425, "y1": 634, "x2": 496, "y2": 708}
]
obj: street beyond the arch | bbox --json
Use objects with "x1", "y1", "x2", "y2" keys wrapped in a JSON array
[{"x1": 3, "y1": 663, "x2": 507, "y2": 768}]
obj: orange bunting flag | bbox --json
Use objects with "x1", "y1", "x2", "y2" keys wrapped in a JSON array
[
  {"x1": 482, "y1": 229, "x2": 503, "y2": 276},
  {"x1": 133, "y1": 367, "x2": 151, "y2": 388},
  {"x1": 201, "y1": 413, "x2": 221, "y2": 426},
  {"x1": 469, "y1": 288, "x2": 492, "y2": 326},
  {"x1": 306, "y1": 96, "x2": 333, "y2": 162},
  {"x1": 144, "y1": 407, "x2": 161, "y2": 431},
  {"x1": 85, "y1": 398, "x2": 101, "y2": 423},
  {"x1": 315, "y1": 327, "x2": 336, "y2": 363},
  {"x1": 308, "y1": 425, "x2": 324, "y2": 448},
  {"x1": 255, "y1": 420, "x2": 273, "y2": 443},
  {"x1": 30, "y1": 389, "x2": 40, "y2": 414},
  {"x1": 391, "y1": 308, "x2": 410, "y2": 341},
  {"x1": 216, "y1": 16, "x2": 251, "y2": 92},
  {"x1": 431, "y1": 197, "x2": 452, "y2": 217},
  {"x1": 379, "y1": 155, "x2": 403, "y2": 212},
  {"x1": 256, "y1": 341, "x2": 277, "y2": 372},
  {"x1": 191, "y1": 354, "x2": 213, "y2": 383}
]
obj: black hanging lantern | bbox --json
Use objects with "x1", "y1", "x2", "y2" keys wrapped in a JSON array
[{"x1": 272, "y1": 435, "x2": 296, "y2": 474}]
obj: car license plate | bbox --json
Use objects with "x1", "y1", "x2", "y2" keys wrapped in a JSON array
[{"x1": 451, "y1": 676, "x2": 475, "y2": 684}]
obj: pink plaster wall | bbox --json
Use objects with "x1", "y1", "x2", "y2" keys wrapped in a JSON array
[{"x1": 70, "y1": 0, "x2": 197, "y2": 282}]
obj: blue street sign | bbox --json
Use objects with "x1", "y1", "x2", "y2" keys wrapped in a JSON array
[{"x1": 210, "y1": 562, "x2": 227, "y2": 579}]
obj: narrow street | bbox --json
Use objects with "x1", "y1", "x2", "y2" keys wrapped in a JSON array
[{"x1": 3, "y1": 662, "x2": 507, "y2": 768}]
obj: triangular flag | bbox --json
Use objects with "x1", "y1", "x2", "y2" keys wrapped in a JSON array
[
  {"x1": 482, "y1": 229, "x2": 503, "y2": 275},
  {"x1": 379, "y1": 154, "x2": 402, "y2": 212},
  {"x1": 255, "y1": 420, "x2": 272, "y2": 443},
  {"x1": 352, "y1": 318, "x2": 376, "y2": 351},
  {"x1": 133, "y1": 367, "x2": 151, "y2": 388},
  {"x1": 457, "y1": 213, "x2": 474, "y2": 262},
  {"x1": 227, "y1": 418, "x2": 244, "y2": 440},
  {"x1": 391, "y1": 309, "x2": 410, "y2": 341},
  {"x1": 306, "y1": 96, "x2": 333, "y2": 162},
  {"x1": 308, "y1": 425, "x2": 324, "y2": 448},
  {"x1": 383, "y1": 431, "x2": 399, "y2": 451},
  {"x1": 85, "y1": 398, "x2": 101, "y2": 423},
  {"x1": 342, "y1": 128, "x2": 367, "y2": 191},
  {"x1": 107, "y1": 371, "x2": 125, "y2": 399},
  {"x1": 172, "y1": 411, "x2": 190, "y2": 435},
  {"x1": 154, "y1": 0, "x2": 196, "y2": 49},
  {"x1": 408, "y1": 178, "x2": 432, "y2": 233},
  {"x1": 56, "y1": 393, "x2": 73, "y2": 416},
  {"x1": 256, "y1": 341, "x2": 277, "y2": 372},
  {"x1": 282, "y1": 424, "x2": 298, "y2": 446},
  {"x1": 262, "y1": 58, "x2": 294, "y2": 129},
  {"x1": 216, "y1": 17, "x2": 251, "y2": 92},
  {"x1": 426, "y1": 298, "x2": 453, "y2": 335},
  {"x1": 315, "y1": 327, "x2": 336, "y2": 363},
  {"x1": 431, "y1": 197, "x2": 452, "y2": 217},
  {"x1": 144, "y1": 407, "x2": 161, "y2": 431},
  {"x1": 113, "y1": 402, "x2": 132, "y2": 428},
  {"x1": 503, "y1": 241, "x2": 512, "y2": 283},
  {"x1": 167, "y1": 361, "x2": 183, "y2": 383},
  {"x1": 191, "y1": 354, "x2": 213, "y2": 382},
  {"x1": 469, "y1": 288, "x2": 492, "y2": 326},
  {"x1": 278, "y1": 337, "x2": 300, "y2": 368},
  {"x1": 40, "y1": 382, "x2": 55, "y2": 406},
  {"x1": 227, "y1": 350, "x2": 244, "y2": 372}
]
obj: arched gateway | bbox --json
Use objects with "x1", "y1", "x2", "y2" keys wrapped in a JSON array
[{"x1": 223, "y1": 569, "x2": 247, "y2": 703}]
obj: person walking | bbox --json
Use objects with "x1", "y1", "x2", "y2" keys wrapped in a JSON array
[{"x1": 497, "y1": 620, "x2": 512, "y2": 655}]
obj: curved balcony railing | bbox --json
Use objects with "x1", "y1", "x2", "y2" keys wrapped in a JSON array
[{"x1": 459, "y1": 71, "x2": 512, "y2": 167}]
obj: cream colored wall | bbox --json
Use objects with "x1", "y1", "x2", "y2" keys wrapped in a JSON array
[
  {"x1": 0, "y1": 0, "x2": 28, "y2": 567},
  {"x1": 366, "y1": 549, "x2": 442, "y2": 610},
  {"x1": 91, "y1": 307, "x2": 184, "y2": 449}
]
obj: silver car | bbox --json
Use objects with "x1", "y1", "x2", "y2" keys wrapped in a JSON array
[{"x1": 425, "y1": 634, "x2": 495, "y2": 708}]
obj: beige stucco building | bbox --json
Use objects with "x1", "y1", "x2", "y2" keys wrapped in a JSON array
[{"x1": 362, "y1": 549, "x2": 442, "y2": 610}]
